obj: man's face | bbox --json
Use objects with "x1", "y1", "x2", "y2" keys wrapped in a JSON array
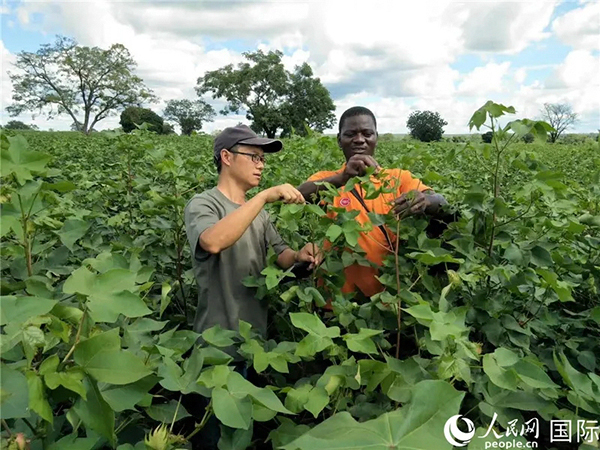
[
  {"x1": 228, "y1": 145, "x2": 265, "y2": 188},
  {"x1": 337, "y1": 115, "x2": 378, "y2": 161}
]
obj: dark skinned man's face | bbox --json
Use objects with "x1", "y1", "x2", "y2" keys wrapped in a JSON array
[{"x1": 337, "y1": 115, "x2": 378, "y2": 162}]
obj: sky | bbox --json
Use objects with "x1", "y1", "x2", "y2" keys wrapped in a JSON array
[{"x1": 1, "y1": 0, "x2": 599, "y2": 135}]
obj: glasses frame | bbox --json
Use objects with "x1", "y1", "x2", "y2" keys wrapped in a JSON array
[{"x1": 228, "y1": 150, "x2": 265, "y2": 164}]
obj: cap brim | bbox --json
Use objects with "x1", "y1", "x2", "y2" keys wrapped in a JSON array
[{"x1": 238, "y1": 137, "x2": 283, "y2": 153}]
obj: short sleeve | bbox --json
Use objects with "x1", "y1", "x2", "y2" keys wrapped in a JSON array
[
  {"x1": 263, "y1": 212, "x2": 289, "y2": 255},
  {"x1": 397, "y1": 170, "x2": 430, "y2": 196},
  {"x1": 184, "y1": 195, "x2": 219, "y2": 260}
]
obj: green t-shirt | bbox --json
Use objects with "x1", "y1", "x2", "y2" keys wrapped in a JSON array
[{"x1": 184, "y1": 187, "x2": 289, "y2": 337}]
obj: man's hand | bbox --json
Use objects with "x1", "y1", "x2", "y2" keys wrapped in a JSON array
[
  {"x1": 295, "y1": 243, "x2": 322, "y2": 269},
  {"x1": 261, "y1": 184, "x2": 305, "y2": 204},
  {"x1": 343, "y1": 155, "x2": 380, "y2": 181},
  {"x1": 393, "y1": 190, "x2": 430, "y2": 217}
]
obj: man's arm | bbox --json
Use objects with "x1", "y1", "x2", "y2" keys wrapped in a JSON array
[
  {"x1": 393, "y1": 189, "x2": 448, "y2": 217},
  {"x1": 297, "y1": 173, "x2": 347, "y2": 203},
  {"x1": 424, "y1": 192, "x2": 448, "y2": 216},
  {"x1": 276, "y1": 244, "x2": 321, "y2": 270},
  {"x1": 199, "y1": 193, "x2": 268, "y2": 254},
  {"x1": 297, "y1": 155, "x2": 380, "y2": 203},
  {"x1": 200, "y1": 184, "x2": 304, "y2": 254}
]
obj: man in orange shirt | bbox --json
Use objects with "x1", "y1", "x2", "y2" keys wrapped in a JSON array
[{"x1": 297, "y1": 106, "x2": 448, "y2": 298}]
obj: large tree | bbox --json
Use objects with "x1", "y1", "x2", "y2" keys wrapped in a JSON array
[
  {"x1": 3, "y1": 120, "x2": 38, "y2": 131},
  {"x1": 163, "y1": 99, "x2": 215, "y2": 135},
  {"x1": 539, "y1": 103, "x2": 578, "y2": 143},
  {"x1": 196, "y1": 50, "x2": 335, "y2": 138},
  {"x1": 281, "y1": 63, "x2": 336, "y2": 137},
  {"x1": 6, "y1": 36, "x2": 155, "y2": 134},
  {"x1": 406, "y1": 110, "x2": 448, "y2": 142},
  {"x1": 120, "y1": 107, "x2": 164, "y2": 134}
]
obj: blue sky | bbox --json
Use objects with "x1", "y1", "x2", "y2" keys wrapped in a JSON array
[{"x1": 1, "y1": 1, "x2": 598, "y2": 134}]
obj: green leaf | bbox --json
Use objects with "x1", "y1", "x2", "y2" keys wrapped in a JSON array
[
  {"x1": 553, "y1": 351, "x2": 594, "y2": 398},
  {"x1": 200, "y1": 346, "x2": 234, "y2": 366},
  {"x1": 343, "y1": 328, "x2": 382, "y2": 354},
  {"x1": 63, "y1": 266, "x2": 96, "y2": 296},
  {"x1": 88, "y1": 290, "x2": 152, "y2": 323},
  {"x1": 407, "y1": 249, "x2": 464, "y2": 265},
  {"x1": 326, "y1": 224, "x2": 343, "y2": 241},
  {"x1": 226, "y1": 371, "x2": 291, "y2": 414},
  {"x1": 504, "y1": 244, "x2": 523, "y2": 265},
  {"x1": 203, "y1": 325, "x2": 238, "y2": 347},
  {"x1": 218, "y1": 426, "x2": 253, "y2": 450},
  {"x1": 0, "y1": 295, "x2": 57, "y2": 326},
  {"x1": 158, "y1": 329, "x2": 199, "y2": 355},
  {"x1": 530, "y1": 245, "x2": 553, "y2": 267},
  {"x1": 26, "y1": 371, "x2": 53, "y2": 424},
  {"x1": 268, "y1": 418, "x2": 311, "y2": 449},
  {"x1": 74, "y1": 329, "x2": 152, "y2": 385},
  {"x1": 513, "y1": 360, "x2": 559, "y2": 390},
  {"x1": 56, "y1": 219, "x2": 90, "y2": 251},
  {"x1": 304, "y1": 386, "x2": 329, "y2": 418},
  {"x1": 198, "y1": 365, "x2": 232, "y2": 389},
  {"x1": 0, "y1": 134, "x2": 51, "y2": 184},
  {"x1": 73, "y1": 376, "x2": 115, "y2": 445},
  {"x1": 64, "y1": 267, "x2": 151, "y2": 323},
  {"x1": 290, "y1": 313, "x2": 340, "y2": 338},
  {"x1": 146, "y1": 400, "x2": 190, "y2": 423},
  {"x1": 99, "y1": 376, "x2": 158, "y2": 412},
  {"x1": 45, "y1": 371, "x2": 87, "y2": 399},
  {"x1": 43, "y1": 180, "x2": 77, "y2": 193},
  {"x1": 160, "y1": 282, "x2": 172, "y2": 317},
  {"x1": 291, "y1": 312, "x2": 340, "y2": 357},
  {"x1": 305, "y1": 204, "x2": 326, "y2": 217},
  {"x1": 493, "y1": 348, "x2": 520, "y2": 367},
  {"x1": 494, "y1": 391, "x2": 551, "y2": 411},
  {"x1": 0, "y1": 363, "x2": 29, "y2": 419},
  {"x1": 39, "y1": 354, "x2": 60, "y2": 375},
  {"x1": 482, "y1": 354, "x2": 518, "y2": 390},
  {"x1": 212, "y1": 387, "x2": 252, "y2": 430},
  {"x1": 252, "y1": 403, "x2": 278, "y2": 422},
  {"x1": 47, "y1": 434, "x2": 99, "y2": 450},
  {"x1": 283, "y1": 380, "x2": 464, "y2": 450}
]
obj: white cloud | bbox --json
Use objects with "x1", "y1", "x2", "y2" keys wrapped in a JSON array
[
  {"x1": 2, "y1": 1, "x2": 597, "y2": 134},
  {"x1": 15, "y1": 6, "x2": 29, "y2": 26},
  {"x1": 552, "y1": 2, "x2": 600, "y2": 50},
  {"x1": 1, "y1": 40, "x2": 17, "y2": 114},
  {"x1": 460, "y1": 2, "x2": 557, "y2": 54},
  {"x1": 514, "y1": 68, "x2": 527, "y2": 84},
  {"x1": 458, "y1": 62, "x2": 511, "y2": 95}
]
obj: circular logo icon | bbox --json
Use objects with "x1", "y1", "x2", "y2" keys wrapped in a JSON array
[
  {"x1": 444, "y1": 415, "x2": 475, "y2": 447},
  {"x1": 340, "y1": 197, "x2": 351, "y2": 207}
]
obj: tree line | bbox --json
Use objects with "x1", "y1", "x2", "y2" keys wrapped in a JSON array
[
  {"x1": 4, "y1": 36, "x2": 335, "y2": 137},
  {"x1": 4, "y1": 36, "x2": 579, "y2": 141}
]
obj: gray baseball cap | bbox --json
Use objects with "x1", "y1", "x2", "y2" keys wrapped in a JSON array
[{"x1": 213, "y1": 124, "x2": 282, "y2": 166}]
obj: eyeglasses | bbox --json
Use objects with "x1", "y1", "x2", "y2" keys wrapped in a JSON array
[{"x1": 228, "y1": 150, "x2": 265, "y2": 164}]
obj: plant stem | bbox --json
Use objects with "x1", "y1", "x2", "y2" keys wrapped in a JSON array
[
  {"x1": 488, "y1": 118, "x2": 501, "y2": 258},
  {"x1": 22, "y1": 419, "x2": 36, "y2": 436},
  {"x1": 1, "y1": 419, "x2": 12, "y2": 437},
  {"x1": 185, "y1": 400, "x2": 212, "y2": 441},
  {"x1": 62, "y1": 307, "x2": 87, "y2": 363},
  {"x1": 171, "y1": 396, "x2": 182, "y2": 433},
  {"x1": 394, "y1": 219, "x2": 401, "y2": 359},
  {"x1": 18, "y1": 194, "x2": 33, "y2": 277}
]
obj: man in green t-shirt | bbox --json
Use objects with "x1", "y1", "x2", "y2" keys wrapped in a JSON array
[{"x1": 184, "y1": 124, "x2": 319, "y2": 340}]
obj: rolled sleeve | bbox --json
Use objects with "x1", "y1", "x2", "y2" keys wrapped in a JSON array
[
  {"x1": 184, "y1": 196, "x2": 219, "y2": 260},
  {"x1": 264, "y1": 212, "x2": 289, "y2": 255}
]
